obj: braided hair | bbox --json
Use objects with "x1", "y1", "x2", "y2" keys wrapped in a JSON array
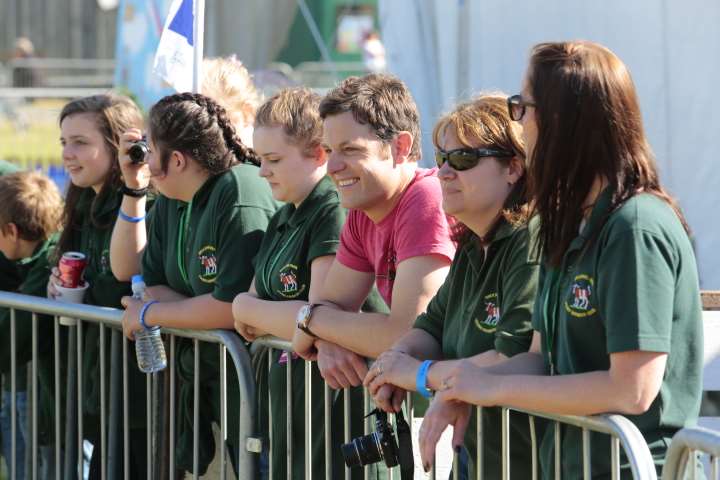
[{"x1": 148, "y1": 92, "x2": 260, "y2": 175}]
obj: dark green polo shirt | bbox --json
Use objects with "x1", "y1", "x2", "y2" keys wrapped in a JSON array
[
  {"x1": 0, "y1": 160, "x2": 22, "y2": 292},
  {"x1": 66, "y1": 187, "x2": 150, "y2": 432},
  {"x1": 142, "y1": 163, "x2": 278, "y2": 474},
  {"x1": 253, "y1": 175, "x2": 386, "y2": 479},
  {"x1": 414, "y1": 217, "x2": 540, "y2": 479},
  {"x1": 532, "y1": 189, "x2": 702, "y2": 479}
]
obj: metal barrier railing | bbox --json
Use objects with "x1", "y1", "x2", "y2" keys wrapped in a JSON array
[
  {"x1": 251, "y1": 336, "x2": 659, "y2": 480},
  {"x1": 0, "y1": 291, "x2": 258, "y2": 480},
  {"x1": 662, "y1": 426, "x2": 720, "y2": 480}
]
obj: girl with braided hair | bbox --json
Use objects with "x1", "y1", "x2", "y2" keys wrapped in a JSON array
[{"x1": 118, "y1": 92, "x2": 278, "y2": 475}]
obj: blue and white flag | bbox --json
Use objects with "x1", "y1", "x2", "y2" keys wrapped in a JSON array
[{"x1": 153, "y1": 0, "x2": 203, "y2": 93}]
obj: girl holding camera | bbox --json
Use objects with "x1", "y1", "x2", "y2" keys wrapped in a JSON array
[
  {"x1": 364, "y1": 94, "x2": 540, "y2": 478},
  {"x1": 118, "y1": 92, "x2": 277, "y2": 475},
  {"x1": 419, "y1": 41, "x2": 703, "y2": 479}
]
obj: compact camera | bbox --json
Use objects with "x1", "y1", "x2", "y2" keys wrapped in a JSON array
[
  {"x1": 127, "y1": 137, "x2": 149, "y2": 164},
  {"x1": 341, "y1": 408, "x2": 414, "y2": 474}
]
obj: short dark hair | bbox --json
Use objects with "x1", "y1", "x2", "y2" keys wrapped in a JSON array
[{"x1": 319, "y1": 73, "x2": 421, "y2": 160}]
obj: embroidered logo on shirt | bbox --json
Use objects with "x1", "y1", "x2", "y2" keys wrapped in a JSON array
[
  {"x1": 475, "y1": 292, "x2": 500, "y2": 333},
  {"x1": 100, "y1": 248, "x2": 111, "y2": 275},
  {"x1": 197, "y1": 245, "x2": 218, "y2": 283},
  {"x1": 277, "y1": 263, "x2": 306, "y2": 298},
  {"x1": 565, "y1": 274, "x2": 597, "y2": 317}
]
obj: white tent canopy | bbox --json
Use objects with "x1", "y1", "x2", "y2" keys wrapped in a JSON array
[{"x1": 380, "y1": 0, "x2": 720, "y2": 288}]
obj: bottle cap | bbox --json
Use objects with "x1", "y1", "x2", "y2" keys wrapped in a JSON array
[{"x1": 131, "y1": 274, "x2": 144, "y2": 285}]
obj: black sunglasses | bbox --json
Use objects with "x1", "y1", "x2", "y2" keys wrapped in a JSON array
[
  {"x1": 435, "y1": 147, "x2": 514, "y2": 171},
  {"x1": 507, "y1": 94, "x2": 536, "y2": 121}
]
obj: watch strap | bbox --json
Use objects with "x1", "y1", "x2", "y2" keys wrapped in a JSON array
[{"x1": 121, "y1": 184, "x2": 149, "y2": 198}]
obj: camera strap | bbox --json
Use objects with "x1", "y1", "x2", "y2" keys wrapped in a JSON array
[{"x1": 395, "y1": 410, "x2": 414, "y2": 480}]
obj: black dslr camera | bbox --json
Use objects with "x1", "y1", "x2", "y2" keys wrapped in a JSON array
[
  {"x1": 341, "y1": 408, "x2": 414, "y2": 477},
  {"x1": 127, "y1": 136, "x2": 149, "y2": 164}
]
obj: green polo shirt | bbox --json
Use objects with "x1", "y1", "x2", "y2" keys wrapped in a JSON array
[
  {"x1": 532, "y1": 188, "x2": 702, "y2": 479},
  {"x1": 414, "y1": 217, "x2": 540, "y2": 479},
  {"x1": 253, "y1": 175, "x2": 386, "y2": 479},
  {"x1": 0, "y1": 160, "x2": 22, "y2": 292},
  {"x1": 142, "y1": 163, "x2": 278, "y2": 474},
  {"x1": 61, "y1": 188, "x2": 151, "y2": 433}
]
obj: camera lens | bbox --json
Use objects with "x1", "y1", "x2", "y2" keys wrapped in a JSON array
[
  {"x1": 128, "y1": 141, "x2": 148, "y2": 164},
  {"x1": 341, "y1": 432, "x2": 384, "y2": 468}
]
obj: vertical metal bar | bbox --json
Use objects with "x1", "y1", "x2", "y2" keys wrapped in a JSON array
[
  {"x1": 691, "y1": 449, "x2": 698, "y2": 480},
  {"x1": 610, "y1": 436, "x2": 620, "y2": 480},
  {"x1": 268, "y1": 348, "x2": 273, "y2": 480},
  {"x1": 452, "y1": 449, "x2": 459, "y2": 480},
  {"x1": 287, "y1": 352, "x2": 293, "y2": 480},
  {"x1": 77, "y1": 321, "x2": 84, "y2": 479},
  {"x1": 100, "y1": 323, "x2": 107, "y2": 480},
  {"x1": 64, "y1": 323, "x2": 77, "y2": 480},
  {"x1": 169, "y1": 336, "x2": 176, "y2": 480},
  {"x1": 32, "y1": 313, "x2": 38, "y2": 480},
  {"x1": 122, "y1": 336, "x2": 129, "y2": 480},
  {"x1": 305, "y1": 360, "x2": 312, "y2": 480},
  {"x1": 388, "y1": 412, "x2": 394, "y2": 480},
  {"x1": 529, "y1": 416, "x2": 537, "y2": 480},
  {"x1": 582, "y1": 428, "x2": 591, "y2": 480},
  {"x1": 108, "y1": 330, "x2": 121, "y2": 480},
  {"x1": 363, "y1": 388, "x2": 369, "y2": 480},
  {"x1": 430, "y1": 463, "x2": 436, "y2": 480},
  {"x1": 344, "y1": 388, "x2": 351, "y2": 480},
  {"x1": 711, "y1": 455, "x2": 718, "y2": 479},
  {"x1": 501, "y1": 408, "x2": 510, "y2": 480},
  {"x1": 146, "y1": 371, "x2": 152, "y2": 480},
  {"x1": 193, "y1": 339, "x2": 200, "y2": 479},
  {"x1": 54, "y1": 317, "x2": 61, "y2": 480},
  {"x1": 220, "y1": 345, "x2": 227, "y2": 480},
  {"x1": 554, "y1": 422, "x2": 561, "y2": 480},
  {"x1": 10, "y1": 308, "x2": 17, "y2": 480},
  {"x1": 476, "y1": 406, "x2": 482, "y2": 480},
  {"x1": 405, "y1": 391, "x2": 413, "y2": 419},
  {"x1": 324, "y1": 382, "x2": 331, "y2": 480}
]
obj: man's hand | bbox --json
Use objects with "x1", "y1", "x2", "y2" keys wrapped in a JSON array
[{"x1": 315, "y1": 340, "x2": 368, "y2": 389}]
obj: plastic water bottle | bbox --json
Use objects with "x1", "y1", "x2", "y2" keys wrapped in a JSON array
[{"x1": 132, "y1": 275, "x2": 167, "y2": 373}]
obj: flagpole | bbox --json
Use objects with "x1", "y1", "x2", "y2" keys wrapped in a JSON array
[{"x1": 192, "y1": 0, "x2": 205, "y2": 93}]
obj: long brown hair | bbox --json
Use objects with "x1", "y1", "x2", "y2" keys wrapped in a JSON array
[
  {"x1": 56, "y1": 93, "x2": 143, "y2": 257},
  {"x1": 148, "y1": 92, "x2": 259, "y2": 175},
  {"x1": 432, "y1": 94, "x2": 528, "y2": 246},
  {"x1": 526, "y1": 41, "x2": 688, "y2": 266}
]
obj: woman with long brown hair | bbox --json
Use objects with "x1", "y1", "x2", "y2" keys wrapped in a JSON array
[{"x1": 419, "y1": 41, "x2": 702, "y2": 478}]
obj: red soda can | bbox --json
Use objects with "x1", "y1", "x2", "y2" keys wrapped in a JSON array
[{"x1": 58, "y1": 252, "x2": 87, "y2": 288}]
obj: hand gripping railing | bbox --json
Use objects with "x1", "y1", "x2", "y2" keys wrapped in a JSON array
[
  {"x1": 0, "y1": 291, "x2": 258, "y2": 480},
  {"x1": 662, "y1": 426, "x2": 720, "y2": 480},
  {"x1": 251, "y1": 335, "x2": 659, "y2": 480}
]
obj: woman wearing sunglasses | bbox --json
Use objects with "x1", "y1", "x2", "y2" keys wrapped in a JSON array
[
  {"x1": 364, "y1": 94, "x2": 540, "y2": 478},
  {"x1": 419, "y1": 41, "x2": 702, "y2": 479}
]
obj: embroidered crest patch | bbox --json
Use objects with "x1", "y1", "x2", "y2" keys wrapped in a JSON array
[
  {"x1": 565, "y1": 274, "x2": 597, "y2": 317},
  {"x1": 197, "y1": 245, "x2": 218, "y2": 283},
  {"x1": 475, "y1": 292, "x2": 500, "y2": 333},
  {"x1": 277, "y1": 263, "x2": 306, "y2": 298}
]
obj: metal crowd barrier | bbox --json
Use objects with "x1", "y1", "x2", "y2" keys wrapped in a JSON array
[
  {"x1": 0, "y1": 291, "x2": 258, "y2": 480},
  {"x1": 251, "y1": 336, "x2": 659, "y2": 480},
  {"x1": 662, "y1": 426, "x2": 720, "y2": 479}
]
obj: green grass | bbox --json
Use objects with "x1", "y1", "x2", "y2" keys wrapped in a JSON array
[{"x1": 0, "y1": 99, "x2": 64, "y2": 168}]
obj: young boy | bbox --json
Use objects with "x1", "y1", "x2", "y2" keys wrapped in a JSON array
[{"x1": 0, "y1": 171, "x2": 63, "y2": 477}]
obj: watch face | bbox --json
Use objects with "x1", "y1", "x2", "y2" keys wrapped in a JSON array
[{"x1": 297, "y1": 304, "x2": 310, "y2": 324}]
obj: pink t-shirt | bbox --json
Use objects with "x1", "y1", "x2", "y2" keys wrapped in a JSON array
[{"x1": 336, "y1": 168, "x2": 456, "y2": 307}]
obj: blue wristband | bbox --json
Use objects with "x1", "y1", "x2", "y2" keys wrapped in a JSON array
[
  {"x1": 139, "y1": 300, "x2": 158, "y2": 329},
  {"x1": 118, "y1": 210, "x2": 146, "y2": 223},
  {"x1": 416, "y1": 360, "x2": 435, "y2": 398}
]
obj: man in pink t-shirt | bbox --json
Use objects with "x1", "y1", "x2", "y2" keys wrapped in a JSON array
[{"x1": 289, "y1": 73, "x2": 456, "y2": 389}]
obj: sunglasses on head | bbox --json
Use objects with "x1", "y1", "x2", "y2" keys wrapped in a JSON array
[{"x1": 435, "y1": 147, "x2": 514, "y2": 171}]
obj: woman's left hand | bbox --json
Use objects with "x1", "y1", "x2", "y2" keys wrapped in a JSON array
[
  {"x1": 120, "y1": 296, "x2": 144, "y2": 340},
  {"x1": 418, "y1": 398, "x2": 471, "y2": 472},
  {"x1": 363, "y1": 349, "x2": 420, "y2": 395},
  {"x1": 433, "y1": 359, "x2": 501, "y2": 406}
]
